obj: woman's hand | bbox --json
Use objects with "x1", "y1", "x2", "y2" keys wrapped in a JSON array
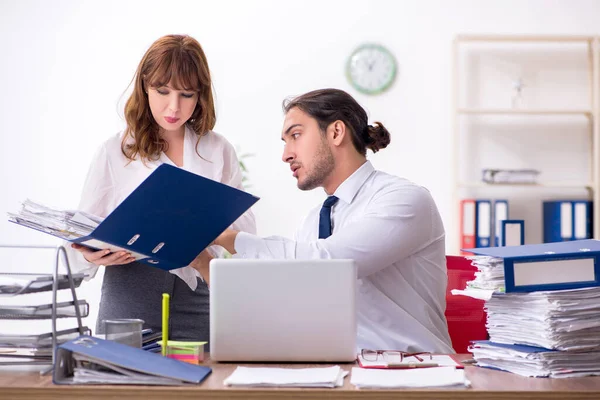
[
  {"x1": 213, "y1": 229, "x2": 238, "y2": 254},
  {"x1": 71, "y1": 243, "x2": 136, "y2": 266},
  {"x1": 189, "y1": 249, "x2": 213, "y2": 286}
]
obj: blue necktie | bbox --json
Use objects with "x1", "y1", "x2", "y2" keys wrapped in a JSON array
[{"x1": 319, "y1": 196, "x2": 339, "y2": 239}]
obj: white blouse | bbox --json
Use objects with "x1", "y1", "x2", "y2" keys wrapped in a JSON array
[
  {"x1": 65, "y1": 126, "x2": 256, "y2": 290},
  {"x1": 233, "y1": 161, "x2": 453, "y2": 353}
]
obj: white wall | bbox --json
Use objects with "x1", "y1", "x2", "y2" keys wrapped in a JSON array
[{"x1": 2, "y1": 0, "x2": 600, "y2": 332}]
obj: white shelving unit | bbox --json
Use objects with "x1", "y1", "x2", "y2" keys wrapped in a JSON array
[{"x1": 451, "y1": 35, "x2": 600, "y2": 254}]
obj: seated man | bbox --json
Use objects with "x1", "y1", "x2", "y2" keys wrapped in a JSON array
[{"x1": 204, "y1": 88, "x2": 453, "y2": 353}]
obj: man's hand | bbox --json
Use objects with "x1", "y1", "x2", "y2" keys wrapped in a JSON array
[{"x1": 71, "y1": 243, "x2": 135, "y2": 266}]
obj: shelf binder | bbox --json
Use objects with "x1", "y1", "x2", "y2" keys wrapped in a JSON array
[
  {"x1": 460, "y1": 199, "x2": 492, "y2": 251},
  {"x1": 462, "y1": 239, "x2": 600, "y2": 293},
  {"x1": 493, "y1": 200, "x2": 508, "y2": 247},
  {"x1": 10, "y1": 164, "x2": 259, "y2": 271},
  {"x1": 543, "y1": 200, "x2": 593, "y2": 243},
  {"x1": 573, "y1": 200, "x2": 593, "y2": 240},
  {"x1": 500, "y1": 220, "x2": 524, "y2": 247}
]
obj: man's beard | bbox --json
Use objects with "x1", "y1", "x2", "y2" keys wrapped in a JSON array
[{"x1": 298, "y1": 139, "x2": 335, "y2": 191}]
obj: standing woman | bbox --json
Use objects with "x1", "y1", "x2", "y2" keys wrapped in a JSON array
[{"x1": 67, "y1": 34, "x2": 256, "y2": 341}]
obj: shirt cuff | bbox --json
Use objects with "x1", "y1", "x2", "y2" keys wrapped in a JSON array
[{"x1": 234, "y1": 231, "x2": 261, "y2": 258}]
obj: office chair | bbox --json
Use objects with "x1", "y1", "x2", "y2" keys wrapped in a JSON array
[{"x1": 444, "y1": 255, "x2": 488, "y2": 353}]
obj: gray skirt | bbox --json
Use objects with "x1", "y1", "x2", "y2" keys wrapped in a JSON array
[{"x1": 96, "y1": 262, "x2": 209, "y2": 343}]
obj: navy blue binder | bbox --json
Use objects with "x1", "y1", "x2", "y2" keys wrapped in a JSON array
[
  {"x1": 493, "y1": 199, "x2": 509, "y2": 247},
  {"x1": 543, "y1": 200, "x2": 593, "y2": 243},
  {"x1": 15, "y1": 164, "x2": 259, "y2": 271},
  {"x1": 53, "y1": 336, "x2": 211, "y2": 385},
  {"x1": 500, "y1": 219, "x2": 524, "y2": 247},
  {"x1": 462, "y1": 239, "x2": 600, "y2": 293},
  {"x1": 75, "y1": 164, "x2": 258, "y2": 270}
]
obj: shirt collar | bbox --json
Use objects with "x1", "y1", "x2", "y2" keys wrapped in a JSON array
[{"x1": 332, "y1": 160, "x2": 375, "y2": 205}]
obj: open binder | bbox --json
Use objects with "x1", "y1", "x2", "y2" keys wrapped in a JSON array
[
  {"x1": 10, "y1": 164, "x2": 259, "y2": 271},
  {"x1": 462, "y1": 239, "x2": 600, "y2": 293},
  {"x1": 53, "y1": 336, "x2": 212, "y2": 385}
]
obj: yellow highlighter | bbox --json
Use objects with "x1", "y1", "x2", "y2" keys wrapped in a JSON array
[{"x1": 162, "y1": 293, "x2": 170, "y2": 356}]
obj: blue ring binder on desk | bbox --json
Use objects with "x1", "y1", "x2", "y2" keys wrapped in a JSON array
[
  {"x1": 462, "y1": 239, "x2": 600, "y2": 293},
  {"x1": 53, "y1": 336, "x2": 212, "y2": 385},
  {"x1": 9, "y1": 164, "x2": 259, "y2": 271}
]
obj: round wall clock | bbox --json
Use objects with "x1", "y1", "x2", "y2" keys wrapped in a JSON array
[{"x1": 346, "y1": 43, "x2": 397, "y2": 95}]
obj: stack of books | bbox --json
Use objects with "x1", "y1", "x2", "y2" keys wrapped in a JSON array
[{"x1": 454, "y1": 239, "x2": 600, "y2": 378}]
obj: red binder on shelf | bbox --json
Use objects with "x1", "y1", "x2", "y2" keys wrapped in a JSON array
[{"x1": 460, "y1": 199, "x2": 491, "y2": 254}]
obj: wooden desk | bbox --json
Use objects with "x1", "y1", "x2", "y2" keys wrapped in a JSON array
[{"x1": 2, "y1": 355, "x2": 600, "y2": 399}]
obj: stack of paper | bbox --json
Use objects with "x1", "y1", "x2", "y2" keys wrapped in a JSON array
[
  {"x1": 464, "y1": 256, "x2": 506, "y2": 292},
  {"x1": 0, "y1": 327, "x2": 91, "y2": 365},
  {"x1": 350, "y1": 367, "x2": 469, "y2": 389},
  {"x1": 453, "y1": 254, "x2": 600, "y2": 377},
  {"x1": 484, "y1": 287, "x2": 600, "y2": 351},
  {"x1": 223, "y1": 366, "x2": 347, "y2": 388},
  {"x1": 470, "y1": 341, "x2": 600, "y2": 378},
  {"x1": 7, "y1": 199, "x2": 102, "y2": 240}
]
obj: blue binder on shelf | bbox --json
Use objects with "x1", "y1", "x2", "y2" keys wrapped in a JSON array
[
  {"x1": 543, "y1": 200, "x2": 592, "y2": 243},
  {"x1": 500, "y1": 220, "x2": 525, "y2": 247},
  {"x1": 12, "y1": 164, "x2": 259, "y2": 271},
  {"x1": 461, "y1": 239, "x2": 600, "y2": 293},
  {"x1": 474, "y1": 200, "x2": 492, "y2": 247},
  {"x1": 573, "y1": 200, "x2": 593, "y2": 240},
  {"x1": 53, "y1": 336, "x2": 212, "y2": 385},
  {"x1": 493, "y1": 200, "x2": 509, "y2": 247}
]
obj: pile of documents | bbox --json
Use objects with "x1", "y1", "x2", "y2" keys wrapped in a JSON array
[
  {"x1": 483, "y1": 287, "x2": 600, "y2": 351},
  {"x1": 470, "y1": 341, "x2": 600, "y2": 378},
  {"x1": 7, "y1": 199, "x2": 102, "y2": 240},
  {"x1": 350, "y1": 367, "x2": 469, "y2": 389},
  {"x1": 0, "y1": 327, "x2": 91, "y2": 365},
  {"x1": 223, "y1": 366, "x2": 347, "y2": 388},
  {"x1": 462, "y1": 256, "x2": 506, "y2": 293},
  {"x1": 454, "y1": 254, "x2": 600, "y2": 377}
]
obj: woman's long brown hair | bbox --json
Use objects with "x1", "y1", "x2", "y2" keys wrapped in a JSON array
[{"x1": 122, "y1": 34, "x2": 216, "y2": 161}]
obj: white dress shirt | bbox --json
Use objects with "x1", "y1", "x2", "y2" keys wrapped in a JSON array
[
  {"x1": 234, "y1": 161, "x2": 453, "y2": 353},
  {"x1": 65, "y1": 126, "x2": 256, "y2": 290}
]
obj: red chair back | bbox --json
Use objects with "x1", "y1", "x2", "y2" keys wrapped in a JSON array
[{"x1": 444, "y1": 255, "x2": 488, "y2": 353}]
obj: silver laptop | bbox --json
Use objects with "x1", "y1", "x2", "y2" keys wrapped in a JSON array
[{"x1": 209, "y1": 259, "x2": 357, "y2": 362}]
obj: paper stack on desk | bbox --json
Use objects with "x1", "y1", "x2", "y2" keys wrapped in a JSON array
[
  {"x1": 454, "y1": 241, "x2": 600, "y2": 377},
  {"x1": 470, "y1": 341, "x2": 600, "y2": 378},
  {"x1": 481, "y1": 286, "x2": 600, "y2": 351},
  {"x1": 350, "y1": 367, "x2": 469, "y2": 389},
  {"x1": 223, "y1": 366, "x2": 347, "y2": 388}
]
